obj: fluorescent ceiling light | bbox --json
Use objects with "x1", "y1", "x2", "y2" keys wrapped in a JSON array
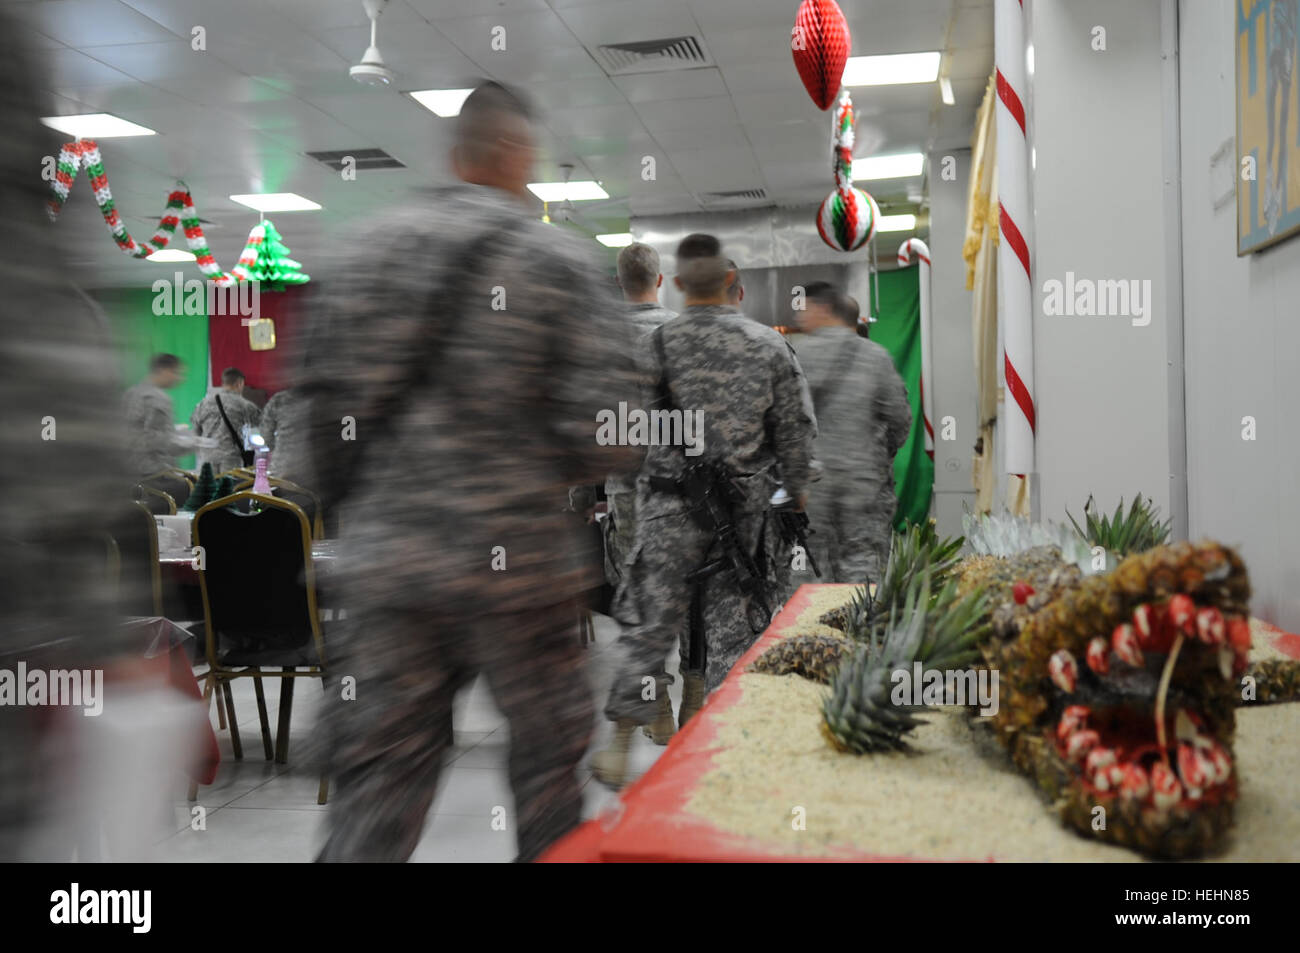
[
  {"x1": 147, "y1": 249, "x2": 196, "y2": 262},
  {"x1": 876, "y1": 214, "x2": 917, "y2": 233},
  {"x1": 853, "y1": 153, "x2": 925, "y2": 180},
  {"x1": 40, "y1": 113, "x2": 156, "y2": 138},
  {"x1": 939, "y1": 76, "x2": 955, "y2": 106},
  {"x1": 842, "y1": 52, "x2": 941, "y2": 87},
  {"x1": 229, "y1": 192, "x2": 321, "y2": 212},
  {"x1": 527, "y1": 181, "x2": 609, "y2": 202},
  {"x1": 407, "y1": 88, "x2": 474, "y2": 118},
  {"x1": 596, "y1": 233, "x2": 635, "y2": 248}
]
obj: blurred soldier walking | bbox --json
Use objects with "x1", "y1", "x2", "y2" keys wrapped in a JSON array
[
  {"x1": 124, "y1": 353, "x2": 189, "y2": 477},
  {"x1": 593, "y1": 234, "x2": 816, "y2": 788},
  {"x1": 190, "y1": 367, "x2": 261, "y2": 473},
  {"x1": 607, "y1": 242, "x2": 677, "y2": 743},
  {"x1": 794, "y1": 283, "x2": 911, "y2": 584},
  {"x1": 302, "y1": 81, "x2": 643, "y2": 862},
  {"x1": 260, "y1": 386, "x2": 310, "y2": 484}
]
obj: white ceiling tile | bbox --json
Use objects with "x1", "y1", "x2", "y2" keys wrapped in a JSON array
[
  {"x1": 20, "y1": 0, "x2": 181, "y2": 46},
  {"x1": 408, "y1": 0, "x2": 553, "y2": 17},
  {"x1": 552, "y1": 0, "x2": 699, "y2": 47},
  {"x1": 612, "y1": 68, "x2": 728, "y2": 103},
  {"x1": 43, "y1": 47, "x2": 139, "y2": 86},
  {"x1": 635, "y1": 95, "x2": 739, "y2": 133},
  {"x1": 648, "y1": 123, "x2": 751, "y2": 151}
]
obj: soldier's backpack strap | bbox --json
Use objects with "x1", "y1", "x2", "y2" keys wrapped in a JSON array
[{"x1": 310, "y1": 219, "x2": 515, "y2": 507}]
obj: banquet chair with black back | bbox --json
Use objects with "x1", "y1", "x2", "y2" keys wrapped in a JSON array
[
  {"x1": 106, "y1": 500, "x2": 163, "y2": 617},
  {"x1": 135, "y1": 484, "x2": 176, "y2": 515},
  {"x1": 191, "y1": 491, "x2": 328, "y2": 803},
  {"x1": 141, "y1": 469, "x2": 192, "y2": 510},
  {"x1": 231, "y1": 476, "x2": 324, "y2": 540}
]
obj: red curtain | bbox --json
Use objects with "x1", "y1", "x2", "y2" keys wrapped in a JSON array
[{"x1": 206, "y1": 284, "x2": 314, "y2": 396}]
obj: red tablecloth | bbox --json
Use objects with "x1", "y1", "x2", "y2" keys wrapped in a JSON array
[{"x1": 541, "y1": 586, "x2": 1300, "y2": 863}]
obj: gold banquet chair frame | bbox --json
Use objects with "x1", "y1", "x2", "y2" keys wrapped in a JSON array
[
  {"x1": 230, "y1": 475, "x2": 325, "y2": 540},
  {"x1": 190, "y1": 491, "x2": 328, "y2": 804}
]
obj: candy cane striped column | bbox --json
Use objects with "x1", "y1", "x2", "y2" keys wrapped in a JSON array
[
  {"x1": 896, "y1": 238, "x2": 934, "y2": 461},
  {"x1": 995, "y1": 0, "x2": 1036, "y2": 477}
]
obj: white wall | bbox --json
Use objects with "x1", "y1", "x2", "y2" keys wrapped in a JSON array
[
  {"x1": 1028, "y1": 0, "x2": 1176, "y2": 525},
  {"x1": 1178, "y1": 0, "x2": 1300, "y2": 630},
  {"x1": 927, "y1": 147, "x2": 979, "y2": 538}
]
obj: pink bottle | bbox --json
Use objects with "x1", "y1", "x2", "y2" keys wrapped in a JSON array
[{"x1": 252, "y1": 452, "x2": 272, "y2": 495}]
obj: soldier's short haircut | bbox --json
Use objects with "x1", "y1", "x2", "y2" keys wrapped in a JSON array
[
  {"x1": 221, "y1": 367, "x2": 246, "y2": 386},
  {"x1": 676, "y1": 233, "x2": 727, "y2": 297},
  {"x1": 726, "y1": 258, "x2": 743, "y2": 300},
  {"x1": 617, "y1": 242, "x2": 660, "y2": 296},
  {"x1": 836, "y1": 294, "x2": 861, "y2": 327},
  {"x1": 150, "y1": 353, "x2": 180, "y2": 372},
  {"x1": 456, "y1": 81, "x2": 533, "y2": 162}
]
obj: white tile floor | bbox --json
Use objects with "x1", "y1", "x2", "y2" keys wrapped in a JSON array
[{"x1": 155, "y1": 613, "x2": 677, "y2": 862}]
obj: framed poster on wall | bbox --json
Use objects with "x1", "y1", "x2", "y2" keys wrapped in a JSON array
[{"x1": 1237, "y1": 0, "x2": 1300, "y2": 255}]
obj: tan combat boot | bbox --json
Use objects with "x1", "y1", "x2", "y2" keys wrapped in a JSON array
[
  {"x1": 677, "y1": 673, "x2": 706, "y2": 730},
  {"x1": 641, "y1": 692, "x2": 676, "y2": 746},
  {"x1": 591, "y1": 719, "x2": 638, "y2": 790}
]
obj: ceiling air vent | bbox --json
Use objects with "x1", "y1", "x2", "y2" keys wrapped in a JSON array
[
  {"x1": 305, "y1": 148, "x2": 406, "y2": 172},
  {"x1": 697, "y1": 188, "x2": 770, "y2": 208},
  {"x1": 594, "y1": 36, "x2": 714, "y2": 75}
]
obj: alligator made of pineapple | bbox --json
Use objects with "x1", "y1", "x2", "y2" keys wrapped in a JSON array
[{"x1": 749, "y1": 541, "x2": 1300, "y2": 859}]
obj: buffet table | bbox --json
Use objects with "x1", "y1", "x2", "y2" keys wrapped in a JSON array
[{"x1": 542, "y1": 584, "x2": 1300, "y2": 863}]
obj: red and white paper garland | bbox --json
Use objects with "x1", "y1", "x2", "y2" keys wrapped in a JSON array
[{"x1": 47, "y1": 139, "x2": 266, "y2": 285}]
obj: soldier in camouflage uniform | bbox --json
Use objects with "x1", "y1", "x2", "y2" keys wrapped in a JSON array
[
  {"x1": 592, "y1": 235, "x2": 816, "y2": 788},
  {"x1": 261, "y1": 386, "x2": 310, "y2": 485},
  {"x1": 794, "y1": 284, "x2": 911, "y2": 584},
  {"x1": 123, "y1": 354, "x2": 190, "y2": 476},
  {"x1": 300, "y1": 82, "x2": 644, "y2": 862},
  {"x1": 190, "y1": 367, "x2": 261, "y2": 474}
]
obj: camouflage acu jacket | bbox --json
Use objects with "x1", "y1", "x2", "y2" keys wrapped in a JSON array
[
  {"x1": 636, "y1": 304, "x2": 817, "y2": 520},
  {"x1": 296, "y1": 184, "x2": 645, "y2": 614},
  {"x1": 791, "y1": 325, "x2": 912, "y2": 500}
]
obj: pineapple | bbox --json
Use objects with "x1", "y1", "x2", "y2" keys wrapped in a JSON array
[
  {"x1": 987, "y1": 540, "x2": 1251, "y2": 858},
  {"x1": 821, "y1": 570, "x2": 991, "y2": 754},
  {"x1": 817, "y1": 522, "x2": 965, "y2": 643},
  {"x1": 1066, "y1": 494, "x2": 1172, "y2": 557},
  {"x1": 1241, "y1": 658, "x2": 1300, "y2": 704},
  {"x1": 748, "y1": 632, "x2": 851, "y2": 684}
]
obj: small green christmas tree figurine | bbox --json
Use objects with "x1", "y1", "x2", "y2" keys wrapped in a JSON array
[
  {"x1": 247, "y1": 219, "x2": 310, "y2": 291},
  {"x1": 182, "y1": 463, "x2": 217, "y2": 511},
  {"x1": 213, "y1": 475, "x2": 235, "y2": 502}
]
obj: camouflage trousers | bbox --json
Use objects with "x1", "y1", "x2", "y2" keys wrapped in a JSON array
[
  {"x1": 603, "y1": 490, "x2": 637, "y2": 587},
  {"x1": 803, "y1": 477, "x2": 895, "y2": 586},
  {"x1": 605, "y1": 509, "x2": 770, "y2": 723},
  {"x1": 316, "y1": 600, "x2": 591, "y2": 863}
]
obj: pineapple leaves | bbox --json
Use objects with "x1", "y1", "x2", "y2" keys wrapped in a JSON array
[
  {"x1": 822, "y1": 566, "x2": 992, "y2": 755},
  {"x1": 1067, "y1": 494, "x2": 1171, "y2": 557}
]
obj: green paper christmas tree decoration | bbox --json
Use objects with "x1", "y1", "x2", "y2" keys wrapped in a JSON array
[
  {"x1": 246, "y1": 219, "x2": 310, "y2": 291},
  {"x1": 182, "y1": 463, "x2": 217, "y2": 511},
  {"x1": 214, "y1": 475, "x2": 235, "y2": 502}
]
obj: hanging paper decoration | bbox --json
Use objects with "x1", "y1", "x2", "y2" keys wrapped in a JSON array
[
  {"x1": 816, "y1": 187, "x2": 878, "y2": 252},
  {"x1": 791, "y1": 0, "x2": 851, "y2": 111},
  {"x1": 47, "y1": 140, "x2": 239, "y2": 284},
  {"x1": 241, "y1": 219, "x2": 310, "y2": 290},
  {"x1": 815, "y1": 89, "x2": 879, "y2": 252},
  {"x1": 897, "y1": 238, "x2": 934, "y2": 461}
]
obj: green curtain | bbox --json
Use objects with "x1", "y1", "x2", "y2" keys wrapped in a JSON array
[
  {"x1": 94, "y1": 288, "x2": 209, "y2": 470},
  {"x1": 866, "y1": 267, "x2": 934, "y2": 530}
]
